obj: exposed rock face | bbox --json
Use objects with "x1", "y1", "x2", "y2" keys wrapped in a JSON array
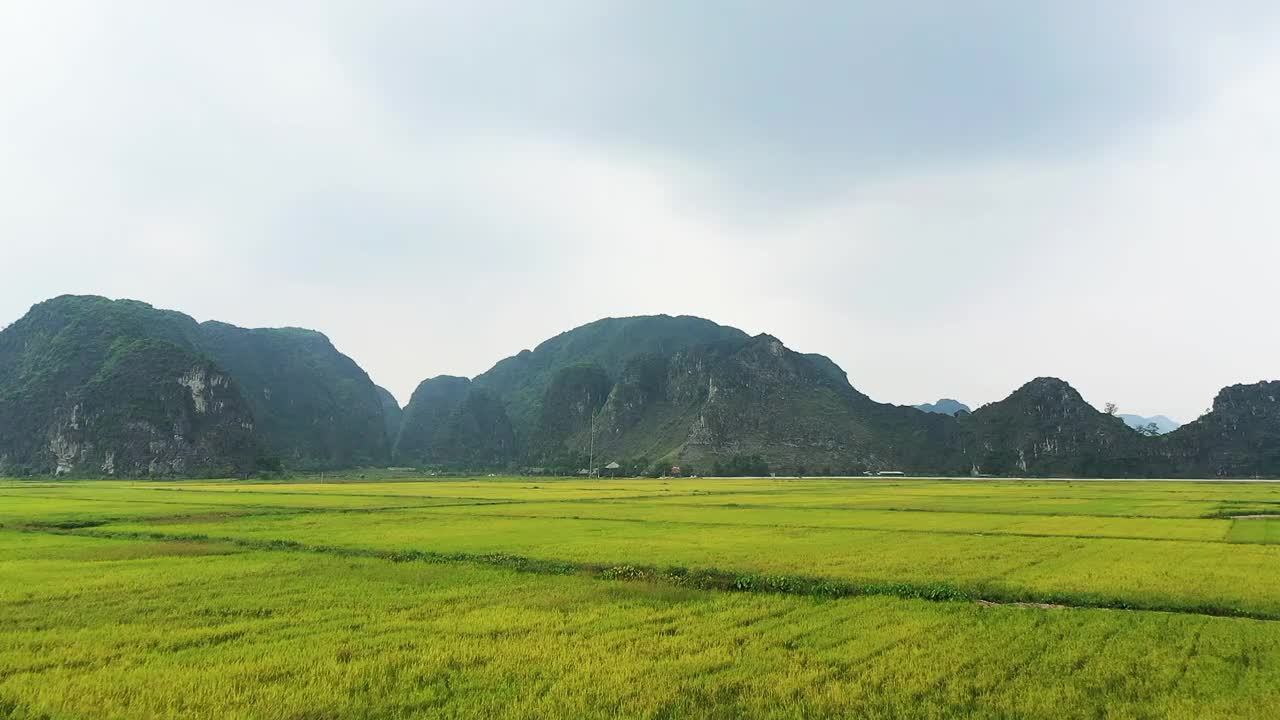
[
  {"x1": 533, "y1": 364, "x2": 611, "y2": 452},
  {"x1": 946, "y1": 380, "x2": 1280, "y2": 478},
  {"x1": 7, "y1": 300, "x2": 1280, "y2": 478},
  {"x1": 953, "y1": 378, "x2": 1144, "y2": 477},
  {"x1": 644, "y1": 334, "x2": 887, "y2": 471},
  {"x1": 404, "y1": 318, "x2": 941, "y2": 474},
  {"x1": 51, "y1": 346, "x2": 259, "y2": 477},
  {"x1": 0, "y1": 296, "x2": 389, "y2": 476},
  {"x1": 473, "y1": 315, "x2": 748, "y2": 445},
  {"x1": 401, "y1": 317, "x2": 1280, "y2": 478},
  {"x1": 584, "y1": 332, "x2": 959, "y2": 475},
  {"x1": 1, "y1": 333, "x2": 259, "y2": 477}
]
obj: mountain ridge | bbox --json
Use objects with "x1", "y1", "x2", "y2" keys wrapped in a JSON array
[
  {"x1": 915, "y1": 399, "x2": 971, "y2": 416},
  {"x1": 0, "y1": 295, "x2": 393, "y2": 476},
  {"x1": 2, "y1": 297, "x2": 1277, "y2": 478},
  {"x1": 1119, "y1": 413, "x2": 1181, "y2": 435}
]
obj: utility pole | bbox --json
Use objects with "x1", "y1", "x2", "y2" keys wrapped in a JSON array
[{"x1": 587, "y1": 391, "x2": 595, "y2": 479}]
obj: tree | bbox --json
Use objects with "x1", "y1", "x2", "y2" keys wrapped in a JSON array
[
  {"x1": 1104, "y1": 402, "x2": 1118, "y2": 416},
  {"x1": 629, "y1": 456, "x2": 651, "y2": 477},
  {"x1": 711, "y1": 454, "x2": 770, "y2": 477},
  {"x1": 1136, "y1": 422, "x2": 1161, "y2": 437}
]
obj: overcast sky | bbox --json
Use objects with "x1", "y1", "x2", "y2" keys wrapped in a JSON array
[{"x1": 2, "y1": 2, "x2": 1278, "y2": 421}]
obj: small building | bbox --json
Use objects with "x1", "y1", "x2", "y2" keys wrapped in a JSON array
[
  {"x1": 605, "y1": 461, "x2": 621, "y2": 477},
  {"x1": 670, "y1": 465, "x2": 682, "y2": 477},
  {"x1": 877, "y1": 470, "x2": 905, "y2": 477}
]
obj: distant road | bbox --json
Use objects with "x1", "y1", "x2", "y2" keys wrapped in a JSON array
[{"x1": 701, "y1": 476, "x2": 1280, "y2": 483}]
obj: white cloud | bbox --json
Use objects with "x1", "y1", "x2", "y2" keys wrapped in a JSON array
[{"x1": 1, "y1": 2, "x2": 1277, "y2": 422}]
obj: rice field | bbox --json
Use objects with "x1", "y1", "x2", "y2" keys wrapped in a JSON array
[{"x1": 3, "y1": 476, "x2": 1280, "y2": 718}]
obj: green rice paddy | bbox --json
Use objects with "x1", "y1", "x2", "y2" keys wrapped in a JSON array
[{"x1": 3, "y1": 476, "x2": 1279, "y2": 718}]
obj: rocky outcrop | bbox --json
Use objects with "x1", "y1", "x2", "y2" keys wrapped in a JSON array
[
  {"x1": 1159, "y1": 382, "x2": 1280, "y2": 477},
  {"x1": 7, "y1": 300, "x2": 1280, "y2": 478},
  {"x1": 20, "y1": 340, "x2": 258, "y2": 477},
  {"x1": 447, "y1": 321, "x2": 939, "y2": 474},
  {"x1": 952, "y1": 378, "x2": 1143, "y2": 476},
  {"x1": 0, "y1": 296, "x2": 389, "y2": 476},
  {"x1": 473, "y1": 315, "x2": 748, "y2": 444}
]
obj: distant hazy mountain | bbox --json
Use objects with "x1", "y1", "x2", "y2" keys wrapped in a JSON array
[
  {"x1": 1118, "y1": 414, "x2": 1181, "y2": 435},
  {"x1": 914, "y1": 399, "x2": 971, "y2": 416}
]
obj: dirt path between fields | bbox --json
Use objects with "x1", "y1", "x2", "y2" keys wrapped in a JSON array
[{"x1": 977, "y1": 600, "x2": 1069, "y2": 610}]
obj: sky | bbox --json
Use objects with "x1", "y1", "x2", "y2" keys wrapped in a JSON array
[{"x1": 2, "y1": 2, "x2": 1278, "y2": 422}]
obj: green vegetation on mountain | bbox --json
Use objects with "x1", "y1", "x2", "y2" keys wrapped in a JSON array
[
  {"x1": 0, "y1": 296, "x2": 392, "y2": 476},
  {"x1": 401, "y1": 317, "x2": 1280, "y2": 478},
  {"x1": 198, "y1": 322, "x2": 389, "y2": 469},
  {"x1": 953, "y1": 378, "x2": 1144, "y2": 477},
  {"x1": 375, "y1": 386, "x2": 402, "y2": 447},
  {"x1": 1162, "y1": 382, "x2": 1280, "y2": 477},
  {"x1": 394, "y1": 376, "x2": 515, "y2": 469},
  {"x1": 402, "y1": 318, "x2": 948, "y2": 475},
  {"x1": 473, "y1": 315, "x2": 747, "y2": 443},
  {"x1": 5, "y1": 299, "x2": 1280, "y2": 478},
  {"x1": 0, "y1": 297, "x2": 258, "y2": 477}
]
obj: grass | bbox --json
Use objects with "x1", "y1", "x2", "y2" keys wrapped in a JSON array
[
  {"x1": 3, "y1": 476, "x2": 1280, "y2": 718},
  {"x1": 1227, "y1": 517, "x2": 1280, "y2": 544}
]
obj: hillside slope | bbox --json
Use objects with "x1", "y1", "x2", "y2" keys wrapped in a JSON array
[
  {"x1": 954, "y1": 378, "x2": 1146, "y2": 476},
  {"x1": 472, "y1": 315, "x2": 748, "y2": 445},
  {"x1": 0, "y1": 297, "x2": 259, "y2": 476},
  {"x1": 404, "y1": 317, "x2": 946, "y2": 475},
  {"x1": 395, "y1": 376, "x2": 514, "y2": 468},
  {"x1": 1159, "y1": 382, "x2": 1280, "y2": 477},
  {"x1": 5, "y1": 299, "x2": 1279, "y2": 478},
  {"x1": 376, "y1": 386, "x2": 403, "y2": 448},
  {"x1": 0, "y1": 296, "x2": 391, "y2": 476},
  {"x1": 198, "y1": 322, "x2": 390, "y2": 468}
]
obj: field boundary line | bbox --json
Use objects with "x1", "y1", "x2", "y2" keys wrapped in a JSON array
[
  {"x1": 395, "y1": 507, "x2": 1250, "y2": 545},
  {"x1": 24, "y1": 525, "x2": 1280, "y2": 623}
]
